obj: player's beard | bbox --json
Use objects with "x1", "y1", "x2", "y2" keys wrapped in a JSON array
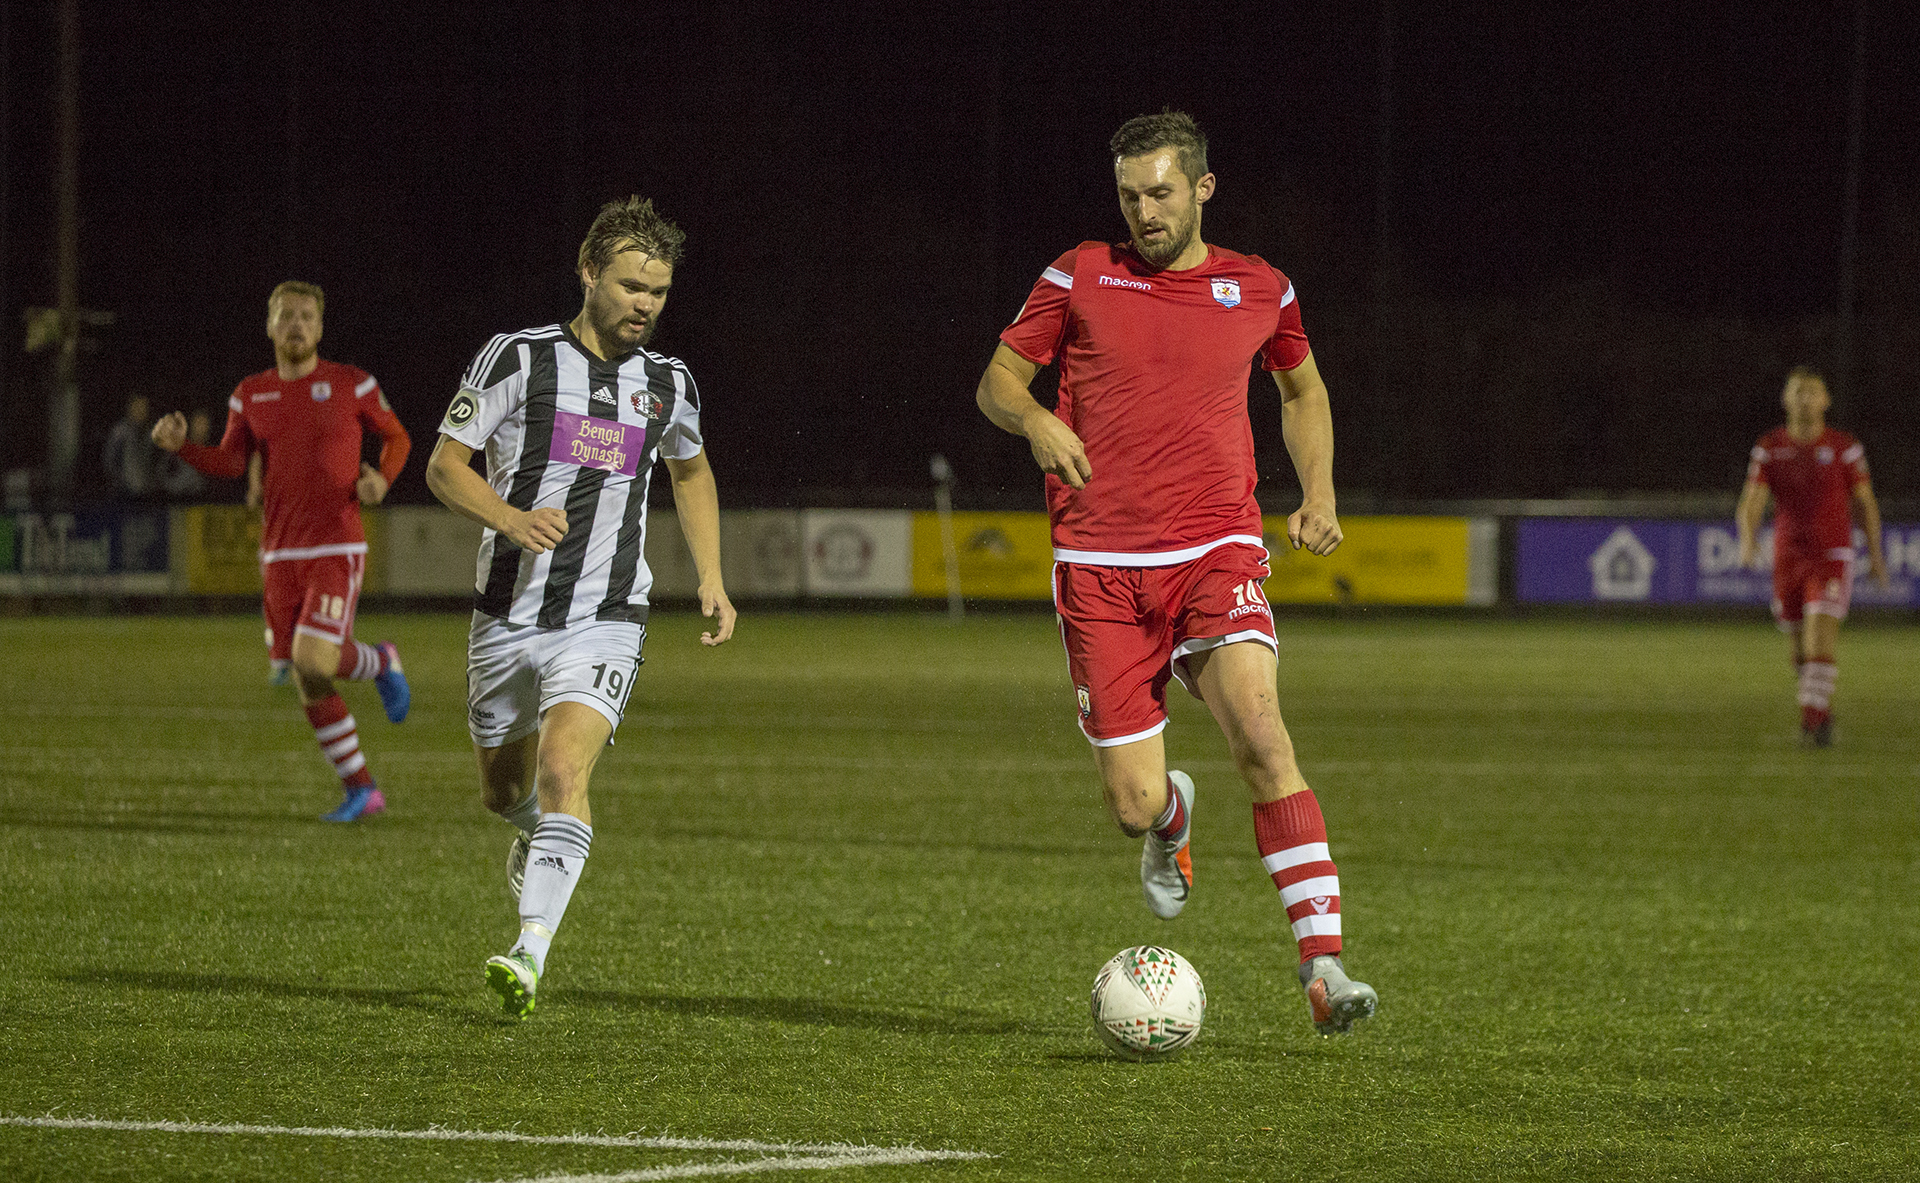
[
  {"x1": 591, "y1": 298, "x2": 657, "y2": 352},
  {"x1": 1133, "y1": 207, "x2": 1197, "y2": 269}
]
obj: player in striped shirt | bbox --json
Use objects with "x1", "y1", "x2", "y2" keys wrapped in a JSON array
[
  {"x1": 1736, "y1": 367, "x2": 1888, "y2": 745},
  {"x1": 427, "y1": 196, "x2": 735, "y2": 1019},
  {"x1": 152, "y1": 280, "x2": 413, "y2": 821},
  {"x1": 977, "y1": 112, "x2": 1376, "y2": 1036}
]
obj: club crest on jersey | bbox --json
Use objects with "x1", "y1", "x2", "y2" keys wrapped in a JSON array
[
  {"x1": 310, "y1": 381, "x2": 332, "y2": 401},
  {"x1": 631, "y1": 390, "x2": 667, "y2": 420},
  {"x1": 1209, "y1": 277, "x2": 1241, "y2": 308}
]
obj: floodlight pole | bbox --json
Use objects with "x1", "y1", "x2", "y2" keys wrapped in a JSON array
[
  {"x1": 1833, "y1": 0, "x2": 1867, "y2": 409},
  {"x1": 49, "y1": 0, "x2": 80, "y2": 498},
  {"x1": 930, "y1": 454, "x2": 963, "y2": 620}
]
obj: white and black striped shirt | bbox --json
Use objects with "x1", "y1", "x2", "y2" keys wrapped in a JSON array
[{"x1": 440, "y1": 323, "x2": 704, "y2": 628}]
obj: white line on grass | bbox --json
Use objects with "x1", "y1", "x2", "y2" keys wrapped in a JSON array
[
  {"x1": 0, "y1": 1116, "x2": 988, "y2": 1179},
  {"x1": 493, "y1": 1147, "x2": 990, "y2": 1182}
]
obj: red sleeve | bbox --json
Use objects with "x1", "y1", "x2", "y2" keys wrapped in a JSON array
[
  {"x1": 1746, "y1": 437, "x2": 1770, "y2": 486},
  {"x1": 1259, "y1": 269, "x2": 1311, "y2": 371},
  {"x1": 1839, "y1": 434, "x2": 1868, "y2": 484},
  {"x1": 177, "y1": 397, "x2": 252, "y2": 479},
  {"x1": 998, "y1": 249, "x2": 1078, "y2": 366},
  {"x1": 355, "y1": 374, "x2": 412, "y2": 485}
]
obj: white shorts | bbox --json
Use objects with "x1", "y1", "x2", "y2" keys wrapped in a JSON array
[{"x1": 466, "y1": 611, "x2": 646, "y2": 747}]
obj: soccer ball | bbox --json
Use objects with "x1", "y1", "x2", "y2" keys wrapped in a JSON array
[{"x1": 1090, "y1": 945, "x2": 1205, "y2": 1059}]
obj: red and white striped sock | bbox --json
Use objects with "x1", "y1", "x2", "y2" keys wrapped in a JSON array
[
  {"x1": 1798, "y1": 660, "x2": 1836, "y2": 728},
  {"x1": 334, "y1": 640, "x2": 390, "y2": 682},
  {"x1": 304, "y1": 694, "x2": 374, "y2": 789},
  {"x1": 1150, "y1": 775, "x2": 1187, "y2": 841},
  {"x1": 1253, "y1": 790, "x2": 1342, "y2": 962}
]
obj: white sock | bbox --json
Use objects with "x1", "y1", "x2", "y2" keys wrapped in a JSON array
[
  {"x1": 501, "y1": 792, "x2": 542, "y2": 837},
  {"x1": 512, "y1": 814, "x2": 592, "y2": 973}
]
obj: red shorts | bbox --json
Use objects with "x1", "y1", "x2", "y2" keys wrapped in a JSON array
[
  {"x1": 1053, "y1": 543, "x2": 1279, "y2": 746},
  {"x1": 1772, "y1": 551, "x2": 1853, "y2": 627},
  {"x1": 262, "y1": 549, "x2": 367, "y2": 660}
]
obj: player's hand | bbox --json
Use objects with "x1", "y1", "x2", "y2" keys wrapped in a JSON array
[
  {"x1": 355, "y1": 462, "x2": 390, "y2": 506},
  {"x1": 1869, "y1": 554, "x2": 1891, "y2": 588},
  {"x1": 698, "y1": 582, "x2": 736, "y2": 647},
  {"x1": 1288, "y1": 501, "x2": 1342, "y2": 556},
  {"x1": 150, "y1": 411, "x2": 187, "y2": 452},
  {"x1": 504, "y1": 506, "x2": 568, "y2": 554},
  {"x1": 1023, "y1": 409, "x2": 1093, "y2": 490}
]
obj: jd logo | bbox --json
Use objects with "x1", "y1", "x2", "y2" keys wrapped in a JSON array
[{"x1": 445, "y1": 393, "x2": 478, "y2": 428}]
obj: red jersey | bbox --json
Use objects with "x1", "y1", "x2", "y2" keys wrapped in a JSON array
[
  {"x1": 1747, "y1": 426, "x2": 1866, "y2": 559},
  {"x1": 180, "y1": 358, "x2": 411, "y2": 558},
  {"x1": 1000, "y1": 240, "x2": 1310, "y2": 562}
]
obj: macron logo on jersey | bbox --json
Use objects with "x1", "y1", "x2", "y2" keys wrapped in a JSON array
[{"x1": 1097, "y1": 275, "x2": 1152, "y2": 292}]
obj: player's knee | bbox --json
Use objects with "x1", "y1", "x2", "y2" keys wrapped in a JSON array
[
  {"x1": 290, "y1": 663, "x2": 333, "y2": 699},
  {"x1": 1229, "y1": 718, "x2": 1296, "y2": 783},
  {"x1": 536, "y1": 754, "x2": 592, "y2": 809},
  {"x1": 1099, "y1": 769, "x2": 1164, "y2": 835}
]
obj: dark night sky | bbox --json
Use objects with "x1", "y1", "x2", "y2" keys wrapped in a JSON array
[{"x1": 5, "y1": 1, "x2": 1918, "y2": 506}]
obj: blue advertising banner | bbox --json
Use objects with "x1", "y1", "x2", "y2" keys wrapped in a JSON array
[
  {"x1": 1517, "y1": 518, "x2": 1920, "y2": 606},
  {"x1": 0, "y1": 508, "x2": 173, "y2": 594}
]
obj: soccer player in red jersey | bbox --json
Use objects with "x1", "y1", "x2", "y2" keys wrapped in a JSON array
[
  {"x1": 153, "y1": 281, "x2": 414, "y2": 819},
  {"x1": 976, "y1": 112, "x2": 1376, "y2": 1035},
  {"x1": 1736, "y1": 367, "x2": 1888, "y2": 746}
]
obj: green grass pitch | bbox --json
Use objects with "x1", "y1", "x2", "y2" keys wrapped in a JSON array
[{"x1": 2, "y1": 610, "x2": 1916, "y2": 1181}]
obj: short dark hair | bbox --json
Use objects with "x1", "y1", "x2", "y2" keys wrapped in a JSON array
[
  {"x1": 1110, "y1": 110, "x2": 1209, "y2": 186},
  {"x1": 577, "y1": 195, "x2": 686, "y2": 278}
]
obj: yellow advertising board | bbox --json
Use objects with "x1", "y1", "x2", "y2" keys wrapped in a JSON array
[
  {"x1": 177, "y1": 505, "x2": 385, "y2": 594},
  {"x1": 910, "y1": 511, "x2": 1055, "y2": 600},
  {"x1": 1261, "y1": 515, "x2": 1474, "y2": 604},
  {"x1": 178, "y1": 505, "x2": 263, "y2": 593},
  {"x1": 909, "y1": 512, "x2": 1481, "y2": 604}
]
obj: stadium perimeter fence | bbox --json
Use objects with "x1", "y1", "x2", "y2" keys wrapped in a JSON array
[{"x1": 3, "y1": 496, "x2": 1918, "y2": 614}]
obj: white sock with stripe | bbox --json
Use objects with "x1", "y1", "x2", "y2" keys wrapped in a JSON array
[
  {"x1": 512, "y1": 814, "x2": 593, "y2": 973},
  {"x1": 501, "y1": 792, "x2": 542, "y2": 837}
]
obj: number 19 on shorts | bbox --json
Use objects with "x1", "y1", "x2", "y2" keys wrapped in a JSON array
[{"x1": 589, "y1": 661, "x2": 637, "y2": 708}]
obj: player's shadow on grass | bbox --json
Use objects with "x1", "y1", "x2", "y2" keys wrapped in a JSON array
[
  {"x1": 65, "y1": 969, "x2": 473, "y2": 1020},
  {"x1": 566, "y1": 988, "x2": 1029, "y2": 1036}
]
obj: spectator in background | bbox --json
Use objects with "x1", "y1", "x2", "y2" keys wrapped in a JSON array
[
  {"x1": 103, "y1": 394, "x2": 157, "y2": 497},
  {"x1": 159, "y1": 409, "x2": 214, "y2": 499}
]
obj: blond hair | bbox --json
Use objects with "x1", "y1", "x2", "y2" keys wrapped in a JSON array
[{"x1": 269, "y1": 280, "x2": 325, "y2": 317}]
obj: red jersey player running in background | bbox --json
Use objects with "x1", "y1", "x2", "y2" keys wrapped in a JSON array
[
  {"x1": 976, "y1": 111, "x2": 1377, "y2": 1035},
  {"x1": 153, "y1": 281, "x2": 414, "y2": 819},
  {"x1": 1736, "y1": 366, "x2": 1888, "y2": 747}
]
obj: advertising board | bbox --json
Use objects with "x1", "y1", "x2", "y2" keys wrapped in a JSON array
[{"x1": 1516, "y1": 519, "x2": 1920, "y2": 606}]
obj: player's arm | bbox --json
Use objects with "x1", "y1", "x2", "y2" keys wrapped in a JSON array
[
  {"x1": 355, "y1": 385, "x2": 413, "y2": 506},
  {"x1": 665, "y1": 448, "x2": 736, "y2": 646},
  {"x1": 1271, "y1": 351, "x2": 1341, "y2": 556},
  {"x1": 424, "y1": 434, "x2": 568, "y2": 554},
  {"x1": 975, "y1": 343, "x2": 1092, "y2": 490},
  {"x1": 1735, "y1": 478, "x2": 1770, "y2": 569},
  {"x1": 153, "y1": 404, "x2": 251, "y2": 479},
  {"x1": 1851, "y1": 471, "x2": 1889, "y2": 587}
]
